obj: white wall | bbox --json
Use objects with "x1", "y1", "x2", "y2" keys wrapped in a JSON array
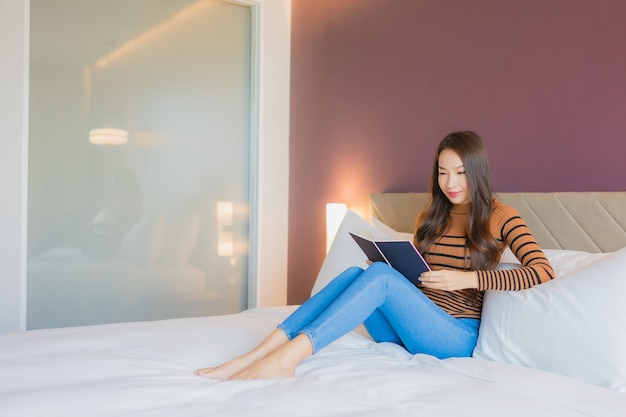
[
  {"x1": 0, "y1": 0, "x2": 290, "y2": 333},
  {"x1": 249, "y1": 0, "x2": 291, "y2": 309},
  {"x1": 0, "y1": 0, "x2": 28, "y2": 333}
]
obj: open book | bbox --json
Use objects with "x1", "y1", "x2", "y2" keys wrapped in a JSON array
[{"x1": 349, "y1": 232, "x2": 430, "y2": 286}]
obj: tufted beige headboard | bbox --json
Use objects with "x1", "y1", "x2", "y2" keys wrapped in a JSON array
[{"x1": 370, "y1": 192, "x2": 626, "y2": 253}]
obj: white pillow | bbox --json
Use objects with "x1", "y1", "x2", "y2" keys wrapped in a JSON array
[
  {"x1": 370, "y1": 217, "x2": 415, "y2": 241},
  {"x1": 117, "y1": 210, "x2": 165, "y2": 266},
  {"x1": 311, "y1": 211, "x2": 403, "y2": 295},
  {"x1": 499, "y1": 247, "x2": 519, "y2": 264},
  {"x1": 473, "y1": 247, "x2": 626, "y2": 392},
  {"x1": 498, "y1": 248, "x2": 610, "y2": 276},
  {"x1": 543, "y1": 249, "x2": 610, "y2": 277}
]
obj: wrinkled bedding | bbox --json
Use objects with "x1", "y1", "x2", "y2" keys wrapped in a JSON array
[{"x1": 1, "y1": 306, "x2": 623, "y2": 417}]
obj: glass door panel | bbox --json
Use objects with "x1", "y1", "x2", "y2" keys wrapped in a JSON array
[{"x1": 27, "y1": 0, "x2": 252, "y2": 329}]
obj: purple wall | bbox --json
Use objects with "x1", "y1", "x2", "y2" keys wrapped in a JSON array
[{"x1": 288, "y1": 0, "x2": 626, "y2": 303}]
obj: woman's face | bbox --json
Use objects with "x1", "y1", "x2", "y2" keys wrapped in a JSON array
[{"x1": 438, "y1": 149, "x2": 470, "y2": 205}]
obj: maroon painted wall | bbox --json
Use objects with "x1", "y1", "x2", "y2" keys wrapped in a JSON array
[{"x1": 288, "y1": 0, "x2": 626, "y2": 304}]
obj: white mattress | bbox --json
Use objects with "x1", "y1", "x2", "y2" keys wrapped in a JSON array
[{"x1": 1, "y1": 306, "x2": 624, "y2": 417}]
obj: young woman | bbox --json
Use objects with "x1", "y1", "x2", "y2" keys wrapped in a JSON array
[{"x1": 195, "y1": 130, "x2": 555, "y2": 380}]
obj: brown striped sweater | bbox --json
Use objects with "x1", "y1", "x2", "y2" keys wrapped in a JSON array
[{"x1": 416, "y1": 201, "x2": 555, "y2": 319}]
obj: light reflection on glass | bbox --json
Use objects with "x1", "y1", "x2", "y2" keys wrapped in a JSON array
[{"x1": 27, "y1": 0, "x2": 252, "y2": 329}]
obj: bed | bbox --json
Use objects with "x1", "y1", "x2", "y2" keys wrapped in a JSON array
[{"x1": 1, "y1": 192, "x2": 625, "y2": 416}]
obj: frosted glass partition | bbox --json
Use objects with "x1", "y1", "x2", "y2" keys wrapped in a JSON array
[{"x1": 27, "y1": 0, "x2": 252, "y2": 329}]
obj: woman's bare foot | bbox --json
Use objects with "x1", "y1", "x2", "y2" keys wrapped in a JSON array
[
  {"x1": 229, "y1": 334, "x2": 314, "y2": 380},
  {"x1": 194, "y1": 352, "x2": 262, "y2": 380},
  {"x1": 228, "y1": 350, "x2": 297, "y2": 380},
  {"x1": 194, "y1": 329, "x2": 291, "y2": 380}
]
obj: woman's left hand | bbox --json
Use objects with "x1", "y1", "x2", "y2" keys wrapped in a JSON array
[{"x1": 419, "y1": 270, "x2": 478, "y2": 291}]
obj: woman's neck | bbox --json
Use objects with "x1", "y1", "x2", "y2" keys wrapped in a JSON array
[{"x1": 450, "y1": 202, "x2": 471, "y2": 215}]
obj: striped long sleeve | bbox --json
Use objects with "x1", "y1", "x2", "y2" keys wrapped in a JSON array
[
  {"x1": 417, "y1": 201, "x2": 555, "y2": 319},
  {"x1": 476, "y1": 205, "x2": 555, "y2": 291}
]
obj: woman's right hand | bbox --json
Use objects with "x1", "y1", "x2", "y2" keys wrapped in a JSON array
[{"x1": 419, "y1": 270, "x2": 478, "y2": 291}]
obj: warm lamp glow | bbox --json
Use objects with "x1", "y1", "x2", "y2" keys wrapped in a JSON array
[
  {"x1": 89, "y1": 128, "x2": 128, "y2": 145},
  {"x1": 326, "y1": 203, "x2": 347, "y2": 253},
  {"x1": 217, "y1": 201, "x2": 234, "y2": 257}
]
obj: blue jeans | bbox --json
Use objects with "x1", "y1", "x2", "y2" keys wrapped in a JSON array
[{"x1": 278, "y1": 262, "x2": 479, "y2": 359}]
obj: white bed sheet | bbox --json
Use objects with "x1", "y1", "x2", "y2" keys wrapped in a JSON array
[{"x1": 1, "y1": 307, "x2": 624, "y2": 417}]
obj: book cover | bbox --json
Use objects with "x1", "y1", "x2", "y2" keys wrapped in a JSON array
[{"x1": 349, "y1": 232, "x2": 430, "y2": 286}]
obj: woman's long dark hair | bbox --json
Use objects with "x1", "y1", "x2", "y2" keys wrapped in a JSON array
[{"x1": 415, "y1": 131, "x2": 502, "y2": 270}]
